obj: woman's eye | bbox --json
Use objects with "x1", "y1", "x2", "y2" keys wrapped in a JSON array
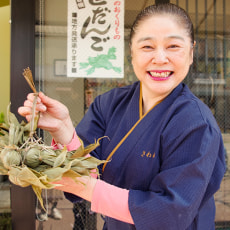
[
  {"x1": 168, "y1": 44, "x2": 180, "y2": 49},
  {"x1": 142, "y1": 46, "x2": 153, "y2": 50}
]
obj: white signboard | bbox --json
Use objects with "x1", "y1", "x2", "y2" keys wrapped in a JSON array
[{"x1": 67, "y1": 0, "x2": 124, "y2": 78}]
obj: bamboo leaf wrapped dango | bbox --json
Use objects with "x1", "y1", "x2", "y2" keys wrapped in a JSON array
[{"x1": 0, "y1": 68, "x2": 107, "y2": 210}]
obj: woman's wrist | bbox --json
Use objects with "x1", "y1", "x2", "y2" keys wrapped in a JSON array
[
  {"x1": 50, "y1": 117, "x2": 75, "y2": 145},
  {"x1": 52, "y1": 130, "x2": 82, "y2": 151}
]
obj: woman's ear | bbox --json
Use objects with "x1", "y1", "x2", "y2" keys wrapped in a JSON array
[
  {"x1": 129, "y1": 43, "x2": 134, "y2": 66},
  {"x1": 193, "y1": 41, "x2": 196, "y2": 48},
  {"x1": 129, "y1": 42, "x2": 132, "y2": 57},
  {"x1": 190, "y1": 41, "x2": 196, "y2": 65}
]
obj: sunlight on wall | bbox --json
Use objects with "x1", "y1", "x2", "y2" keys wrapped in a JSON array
[{"x1": 0, "y1": 5, "x2": 10, "y2": 116}]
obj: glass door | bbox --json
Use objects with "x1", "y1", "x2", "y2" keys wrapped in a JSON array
[{"x1": 35, "y1": 0, "x2": 230, "y2": 229}]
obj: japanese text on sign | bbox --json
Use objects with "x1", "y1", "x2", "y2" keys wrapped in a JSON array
[{"x1": 67, "y1": 0, "x2": 124, "y2": 78}]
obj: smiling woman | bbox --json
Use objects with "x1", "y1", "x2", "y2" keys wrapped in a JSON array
[
  {"x1": 18, "y1": 3, "x2": 226, "y2": 230},
  {"x1": 130, "y1": 5, "x2": 195, "y2": 114}
]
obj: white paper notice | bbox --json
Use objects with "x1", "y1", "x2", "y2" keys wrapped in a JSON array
[{"x1": 67, "y1": 0, "x2": 124, "y2": 78}]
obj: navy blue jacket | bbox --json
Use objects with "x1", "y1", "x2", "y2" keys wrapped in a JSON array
[{"x1": 66, "y1": 82, "x2": 226, "y2": 230}]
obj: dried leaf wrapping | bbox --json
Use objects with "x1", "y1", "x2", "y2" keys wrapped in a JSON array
[
  {"x1": 53, "y1": 147, "x2": 68, "y2": 167},
  {"x1": 0, "y1": 161, "x2": 8, "y2": 175},
  {"x1": 0, "y1": 104, "x2": 108, "y2": 210},
  {"x1": 43, "y1": 167, "x2": 69, "y2": 181},
  {"x1": 0, "y1": 67, "x2": 109, "y2": 210},
  {"x1": 69, "y1": 137, "x2": 85, "y2": 158}
]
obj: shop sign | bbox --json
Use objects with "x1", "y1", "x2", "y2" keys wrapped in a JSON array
[{"x1": 67, "y1": 0, "x2": 124, "y2": 78}]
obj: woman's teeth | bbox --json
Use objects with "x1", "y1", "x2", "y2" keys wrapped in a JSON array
[{"x1": 149, "y1": 71, "x2": 171, "y2": 78}]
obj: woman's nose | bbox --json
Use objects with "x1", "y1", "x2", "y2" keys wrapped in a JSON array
[{"x1": 151, "y1": 49, "x2": 169, "y2": 64}]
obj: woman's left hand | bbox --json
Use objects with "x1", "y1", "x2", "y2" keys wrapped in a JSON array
[{"x1": 53, "y1": 176, "x2": 97, "y2": 202}]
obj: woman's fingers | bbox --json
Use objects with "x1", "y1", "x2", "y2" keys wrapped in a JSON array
[
  {"x1": 39, "y1": 92, "x2": 68, "y2": 115},
  {"x1": 27, "y1": 93, "x2": 41, "y2": 103},
  {"x1": 24, "y1": 99, "x2": 33, "y2": 107},
  {"x1": 18, "y1": 106, "x2": 32, "y2": 117},
  {"x1": 18, "y1": 101, "x2": 46, "y2": 116},
  {"x1": 39, "y1": 92, "x2": 59, "y2": 108}
]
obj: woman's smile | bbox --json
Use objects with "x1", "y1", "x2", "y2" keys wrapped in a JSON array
[{"x1": 147, "y1": 71, "x2": 173, "y2": 81}]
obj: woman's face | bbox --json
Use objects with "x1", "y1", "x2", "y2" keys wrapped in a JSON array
[{"x1": 131, "y1": 15, "x2": 194, "y2": 100}]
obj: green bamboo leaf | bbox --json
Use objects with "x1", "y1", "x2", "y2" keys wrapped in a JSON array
[
  {"x1": 33, "y1": 164, "x2": 50, "y2": 172},
  {"x1": 69, "y1": 137, "x2": 85, "y2": 158},
  {"x1": 63, "y1": 161, "x2": 72, "y2": 170},
  {"x1": 15, "y1": 127, "x2": 26, "y2": 146},
  {"x1": 83, "y1": 136, "x2": 108, "y2": 156},
  {"x1": 13, "y1": 125, "x2": 20, "y2": 145},
  {"x1": 63, "y1": 169, "x2": 82, "y2": 179},
  {"x1": 30, "y1": 168, "x2": 54, "y2": 188},
  {"x1": 53, "y1": 147, "x2": 68, "y2": 167},
  {"x1": 76, "y1": 160, "x2": 95, "y2": 170},
  {"x1": 0, "y1": 161, "x2": 8, "y2": 175},
  {"x1": 0, "y1": 136, "x2": 9, "y2": 147},
  {"x1": 41, "y1": 149, "x2": 57, "y2": 157},
  {"x1": 69, "y1": 158, "x2": 82, "y2": 167},
  {"x1": 8, "y1": 166, "x2": 30, "y2": 187},
  {"x1": 9, "y1": 166, "x2": 50, "y2": 189},
  {"x1": 63, "y1": 169, "x2": 86, "y2": 185},
  {"x1": 41, "y1": 158, "x2": 55, "y2": 167},
  {"x1": 83, "y1": 156, "x2": 107, "y2": 166},
  {"x1": 43, "y1": 167, "x2": 69, "y2": 181},
  {"x1": 78, "y1": 157, "x2": 107, "y2": 169},
  {"x1": 31, "y1": 185, "x2": 45, "y2": 210},
  {"x1": 54, "y1": 149, "x2": 63, "y2": 156},
  {"x1": 71, "y1": 166, "x2": 90, "y2": 176},
  {"x1": 8, "y1": 123, "x2": 16, "y2": 145},
  {"x1": 22, "y1": 121, "x2": 31, "y2": 132},
  {"x1": 83, "y1": 141, "x2": 99, "y2": 156},
  {"x1": 7, "y1": 104, "x2": 19, "y2": 126}
]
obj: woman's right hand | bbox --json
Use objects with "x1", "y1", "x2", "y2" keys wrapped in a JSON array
[{"x1": 18, "y1": 92, "x2": 75, "y2": 145}]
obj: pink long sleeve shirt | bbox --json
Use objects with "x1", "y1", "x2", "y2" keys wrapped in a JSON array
[{"x1": 51, "y1": 131, "x2": 134, "y2": 224}]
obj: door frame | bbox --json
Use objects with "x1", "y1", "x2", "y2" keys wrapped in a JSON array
[{"x1": 10, "y1": 0, "x2": 36, "y2": 229}]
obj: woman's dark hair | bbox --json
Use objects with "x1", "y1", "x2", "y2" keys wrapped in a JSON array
[{"x1": 130, "y1": 3, "x2": 194, "y2": 45}]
